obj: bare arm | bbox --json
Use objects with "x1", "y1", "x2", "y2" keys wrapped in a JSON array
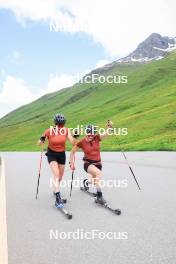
[
  {"x1": 70, "y1": 145, "x2": 78, "y2": 164},
  {"x1": 99, "y1": 120, "x2": 114, "y2": 140},
  {"x1": 67, "y1": 129, "x2": 75, "y2": 145},
  {"x1": 69, "y1": 144, "x2": 78, "y2": 170}
]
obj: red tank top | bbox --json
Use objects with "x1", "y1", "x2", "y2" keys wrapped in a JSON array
[
  {"x1": 44, "y1": 126, "x2": 68, "y2": 152},
  {"x1": 77, "y1": 134, "x2": 101, "y2": 161}
]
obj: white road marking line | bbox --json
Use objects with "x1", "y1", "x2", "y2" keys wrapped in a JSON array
[{"x1": 0, "y1": 156, "x2": 8, "y2": 264}]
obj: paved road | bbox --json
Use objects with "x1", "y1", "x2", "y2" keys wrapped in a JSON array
[{"x1": 1, "y1": 152, "x2": 176, "y2": 264}]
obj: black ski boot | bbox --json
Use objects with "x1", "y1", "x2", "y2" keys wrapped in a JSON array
[
  {"x1": 53, "y1": 192, "x2": 67, "y2": 203},
  {"x1": 55, "y1": 192, "x2": 64, "y2": 209},
  {"x1": 83, "y1": 179, "x2": 90, "y2": 191},
  {"x1": 95, "y1": 192, "x2": 107, "y2": 205}
]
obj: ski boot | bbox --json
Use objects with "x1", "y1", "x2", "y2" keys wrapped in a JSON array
[
  {"x1": 55, "y1": 192, "x2": 64, "y2": 208},
  {"x1": 95, "y1": 192, "x2": 107, "y2": 205},
  {"x1": 83, "y1": 179, "x2": 90, "y2": 191}
]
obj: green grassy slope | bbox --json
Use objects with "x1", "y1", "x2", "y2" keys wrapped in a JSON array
[{"x1": 0, "y1": 52, "x2": 176, "y2": 151}]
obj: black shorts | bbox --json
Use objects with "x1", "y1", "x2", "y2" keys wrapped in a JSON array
[
  {"x1": 84, "y1": 161, "x2": 102, "y2": 172},
  {"x1": 46, "y1": 148, "x2": 66, "y2": 165}
]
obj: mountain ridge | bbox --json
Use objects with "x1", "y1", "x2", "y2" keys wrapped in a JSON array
[
  {"x1": 0, "y1": 50, "x2": 176, "y2": 151},
  {"x1": 91, "y1": 33, "x2": 176, "y2": 75}
]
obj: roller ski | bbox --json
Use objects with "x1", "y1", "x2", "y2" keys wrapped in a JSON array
[
  {"x1": 81, "y1": 179, "x2": 121, "y2": 215},
  {"x1": 80, "y1": 179, "x2": 97, "y2": 197},
  {"x1": 55, "y1": 192, "x2": 72, "y2": 220},
  {"x1": 95, "y1": 195, "x2": 121, "y2": 215}
]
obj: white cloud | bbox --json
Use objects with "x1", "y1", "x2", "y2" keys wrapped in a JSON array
[
  {"x1": 0, "y1": 75, "x2": 34, "y2": 104},
  {"x1": 0, "y1": 75, "x2": 37, "y2": 117},
  {"x1": 0, "y1": 73, "x2": 77, "y2": 118},
  {"x1": 44, "y1": 74, "x2": 76, "y2": 94},
  {"x1": 95, "y1": 60, "x2": 110, "y2": 69},
  {"x1": 0, "y1": 0, "x2": 176, "y2": 56}
]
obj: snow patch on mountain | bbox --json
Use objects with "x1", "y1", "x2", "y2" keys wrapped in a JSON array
[
  {"x1": 89, "y1": 33, "x2": 176, "y2": 74},
  {"x1": 119, "y1": 33, "x2": 176, "y2": 63}
]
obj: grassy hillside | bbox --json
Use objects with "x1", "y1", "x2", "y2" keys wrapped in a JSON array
[{"x1": 0, "y1": 52, "x2": 176, "y2": 151}]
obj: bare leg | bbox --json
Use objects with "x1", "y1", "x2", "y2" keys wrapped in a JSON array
[
  {"x1": 87, "y1": 165, "x2": 102, "y2": 190},
  {"x1": 49, "y1": 162, "x2": 65, "y2": 193},
  {"x1": 58, "y1": 164, "x2": 65, "y2": 183},
  {"x1": 87, "y1": 164, "x2": 106, "y2": 204}
]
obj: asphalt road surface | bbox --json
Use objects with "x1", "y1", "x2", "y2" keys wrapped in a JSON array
[{"x1": 1, "y1": 151, "x2": 176, "y2": 264}]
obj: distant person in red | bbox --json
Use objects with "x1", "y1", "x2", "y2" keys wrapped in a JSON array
[
  {"x1": 38, "y1": 114, "x2": 75, "y2": 208},
  {"x1": 70, "y1": 120, "x2": 113, "y2": 205}
]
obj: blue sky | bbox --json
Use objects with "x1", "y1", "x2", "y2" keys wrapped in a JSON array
[
  {"x1": 0, "y1": 0, "x2": 175, "y2": 117},
  {"x1": 0, "y1": 9, "x2": 107, "y2": 90}
]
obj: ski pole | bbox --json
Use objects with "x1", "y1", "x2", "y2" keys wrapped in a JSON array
[
  {"x1": 69, "y1": 132, "x2": 79, "y2": 198},
  {"x1": 70, "y1": 170, "x2": 74, "y2": 198},
  {"x1": 69, "y1": 154, "x2": 75, "y2": 198},
  {"x1": 118, "y1": 143, "x2": 141, "y2": 191},
  {"x1": 36, "y1": 144, "x2": 44, "y2": 199},
  {"x1": 107, "y1": 119, "x2": 141, "y2": 191}
]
